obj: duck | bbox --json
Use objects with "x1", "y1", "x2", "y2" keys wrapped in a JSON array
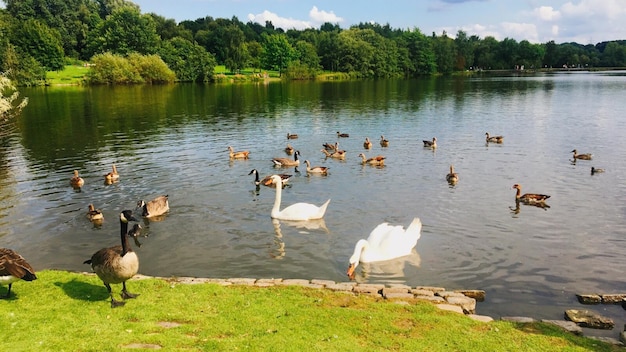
[
  {"x1": 87, "y1": 204, "x2": 104, "y2": 222},
  {"x1": 137, "y1": 195, "x2": 169, "y2": 218},
  {"x1": 84, "y1": 210, "x2": 141, "y2": 307},
  {"x1": 70, "y1": 170, "x2": 85, "y2": 188},
  {"x1": 287, "y1": 133, "x2": 298, "y2": 139},
  {"x1": 446, "y1": 165, "x2": 458, "y2": 184},
  {"x1": 0, "y1": 248, "x2": 37, "y2": 298},
  {"x1": 227, "y1": 146, "x2": 250, "y2": 160},
  {"x1": 284, "y1": 143, "x2": 294, "y2": 155},
  {"x1": 358, "y1": 153, "x2": 385, "y2": 166},
  {"x1": 104, "y1": 164, "x2": 119, "y2": 182},
  {"x1": 363, "y1": 137, "x2": 372, "y2": 149},
  {"x1": 485, "y1": 132, "x2": 503, "y2": 143},
  {"x1": 272, "y1": 150, "x2": 300, "y2": 167},
  {"x1": 380, "y1": 135, "x2": 389, "y2": 147},
  {"x1": 269, "y1": 174, "x2": 330, "y2": 221},
  {"x1": 248, "y1": 169, "x2": 292, "y2": 187},
  {"x1": 571, "y1": 149, "x2": 592, "y2": 160},
  {"x1": 304, "y1": 160, "x2": 329, "y2": 175},
  {"x1": 321, "y1": 148, "x2": 346, "y2": 160},
  {"x1": 337, "y1": 131, "x2": 350, "y2": 138},
  {"x1": 512, "y1": 184, "x2": 550, "y2": 203},
  {"x1": 347, "y1": 218, "x2": 422, "y2": 279},
  {"x1": 591, "y1": 167, "x2": 605, "y2": 175},
  {"x1": 423, "y1": 137, "x2": 437, "y2": 149},
  {"x1": 323, "y1": 142, "x2": 338, "y2": 151}
]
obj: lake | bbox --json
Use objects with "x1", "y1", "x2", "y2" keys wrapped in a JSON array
[{"x1": 3, "y1": 72, "x2": 626, "y2": 338}]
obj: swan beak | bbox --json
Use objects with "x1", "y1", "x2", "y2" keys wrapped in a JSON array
[{"x1": 346, "y1": 264, "x2": 356, "y2": 278}]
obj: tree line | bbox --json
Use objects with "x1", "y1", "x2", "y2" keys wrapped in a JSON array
[{"x1": 1, "y1": 0, "x2": 626, "y2": 86}]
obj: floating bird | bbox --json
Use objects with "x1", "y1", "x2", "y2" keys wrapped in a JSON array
[
  {"x1": 591, "y1": 167, "x2": 605, "y2": 175},
  {"x1": 323, "y1": 142, "x2": 338, "y2": 151},
  {"x1": 269, "y1": 175, "x2": 330, "y2": 221},
  {"x1": 227, "y1": 146, "x2": 250, "y2": 160},
  {"x1": 272, "y1": 150, "x2": 301, "y2": 167},
  {"x1": 337, "y1": 131, "x2": 349, "y2": 138},
  {"x1": 104, "y1": 164, "x2": 119, "y2": 182},
  {"x1": 304, "y1": 160, "x2": 329, "y2": 175},
  {"x1": 512, "y1": 184, "x2": 550, "y2": 204},
  {"x1": 137, "y1": 195, "x2": 169, "y2": 218},
  {"x1": 248, "y1": 169, "x2": 291, "y2": 187},
  {"x1": 0, "y1": 248, "x2": 37, "y2": 298},
  {"x1": 287, "y1": 133, "x2": 298, "y2": 139},
  {"x1": 485, "y1": 132, "x2": 503, "y2": 143},
  {"x1": 363, "y1": 137, "x2": 372, "y2": 149},
  {"x1": 321, "y1": 148, "x2": 346, "y2": 159},
  {"x1": 84, "y1": 210, "x2": 141, "y2": 308},
  {"x1": 87, "y1": 204, "x2": 104, "y2": 222},
  {"x1": 423, "y1": 137, "x2": 437, "y2": 149},
  {"x1": 571, "y1": 149, "x2": 592, "y2": 160},
  {"x1": 284, "y1": 143, "x2": 294, "y2": 155},
  {"x1": 347, "y1": 218, "x2": 422, "y2": 279},
  {"x1": 70, "y1": 170, "x2": 84, "y2": 188},
  {"x1": 380, "y1": 135, "x2": 389, "y2": 147},
  {"x1": 358, "y1": 153, "x2": 385, "y2": 166},
  {"x1": 446, "y1": 165, "x2": 458, "y2": 184}
]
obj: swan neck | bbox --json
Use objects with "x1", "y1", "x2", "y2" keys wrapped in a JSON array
[{"x1": 271, "y1": 178, "x2": 283, "y2": 217}]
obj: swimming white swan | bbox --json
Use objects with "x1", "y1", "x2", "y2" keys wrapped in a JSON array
[
  {"x1": 269, "y1": 175, "x2": 330, "y2": 221},
  {"x1": 347, "y1": 217, "x2": 422, "y2": 278}
]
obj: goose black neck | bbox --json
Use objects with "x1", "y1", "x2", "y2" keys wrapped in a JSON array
[{"x1": 120, "y1": 220, "x2": 130, "y2": 256}]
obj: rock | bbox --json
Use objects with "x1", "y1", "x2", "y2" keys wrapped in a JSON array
[
  {"x1": 468, "y1": 314, "x2": 494, "y2": 323},
  {"x1": 621, "y1": 330, "x2": 626, "y2": 344},
  {"x1": 446, "y1": 296, "x2": 476, "y2": 314},
  {"x1": 353, "y1": 284, "x2": 384, "y2": 295},
  {"x1": 501, "y1": 316, "x2": 536, "y2": 323},
  {"x1": 382, "y1": 286, "x2": 410, "y2": 295},
  {"x1": 564, "y1": 309, "x2": 614, "y2": 329},
  {"x1": 310, "y1": 279, "x2": 335, "y2": 287},
  {"x1": 410, "y1": 289, "x2": 435, "y2": 297},
  {"x1": 227, "y1": 278, "x2": 256, "y2": 285},
  {"x1": 414, "y1": 295, "x2": 446, "y2": 303},
  {"x1": 576, "y1": 294, "x2": 602, "y2": 304},
  {"x1": 588, "y1": 336, "x2": 624, "y2": 346},
  {"x1": 325, "y1": 283, "x2": 355, "y2": 292},
  {"x1": 541, "y1": 320, "x2": 583, "y2": 335},
  {"x1": 601, "y1": 294, "x2": 626, "y2": 304},
  {"x1": 455, "y1": 289, "x2": 486, "y2": 302},
  {"x1": 383, "y1": 292, "x2": 414, "y2": 300},
  {"x1": 280, "y1": 279, "x2": 310, "y2": 286},
  {"x1": 435, "y1": 291, "x2": 465, "y2": 299},
  {"x1": 436, "y1": 304, "x2": 464, "y2": 314}
]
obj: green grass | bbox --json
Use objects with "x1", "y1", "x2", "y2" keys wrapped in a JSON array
[
  {"x1": 0, "y1": 270, "x2": 620, "y2": 351},
  {"x1": 45, "y1": 65, "x2": 90, "y2": 85}
]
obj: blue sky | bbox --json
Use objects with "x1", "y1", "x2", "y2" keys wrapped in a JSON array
[{"x1": 129, "y1": 0, "x2": 626, "y2": 44}]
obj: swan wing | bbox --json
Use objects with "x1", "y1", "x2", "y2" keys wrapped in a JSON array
[
  {"x1": 363, "y1": 218, "x2": 422, "y2": 262},
  {"x1": 276, "y1": 202, "x2": 325, "y2": 221}
]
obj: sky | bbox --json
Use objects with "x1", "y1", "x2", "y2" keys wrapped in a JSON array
[{"x1": 128, "y1": 0, "x2": 626, "y2": 45}]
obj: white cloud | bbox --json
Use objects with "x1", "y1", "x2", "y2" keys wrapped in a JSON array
[
  {"x1": 534, "y1": 6, "x2": 561, "y2": 21},
  {"x1": 501, "y1": 22, "x2": 539, "y2": 42},
  {"x1": 247, "y1": 7, "x2": 344, "y2": 31}
]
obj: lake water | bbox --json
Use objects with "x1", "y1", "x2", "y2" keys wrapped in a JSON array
[{"x1": 3, "y1": 73, "x2": 626, "y2": 338}]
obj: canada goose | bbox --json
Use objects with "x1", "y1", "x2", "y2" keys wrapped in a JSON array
[
  {"x1": 337, "y1": 131, "x2": 349, "y2": 138},
  {"x1": 591, "y1": 167, "x2": 605, "y2": 175},
  {"x1": 137, "y1": 195, "x2": 169, "y2": 218},
  {"x1": 285, "y1": 143, "x2": 294, "y2": 155},
  {"x1": 104, "y1": 164, "x2": 119, "y2": 182},
  {"x1": 321, "y1": 149, "x2": 346, "y2": 159},
  {"x1": 571, "y1": 149, "x2": 592, "y2": 160},
  {"x1": 227, "y1": 146, "x2": 250, "y2": 160},
  {"x1": 304, "y1": 160, "x2": 329, "y2": 175},
  {"x1": 84, "y1": 210, "x2": 141, "y2": 307},
  {"x1": 446, "y1": 165, "x2": 458, "y2": 184},
  {"x1": 87, "y1": 204, "x2": 104, "y2": 222},
  {"x1": 423, "y1": 137, "x2": 437, "y2": 149},
  {"x1": 347, "y1": 218, "x2": 422, "y2": 279},
  {"x1": 287, "y1": 133, "x2": 298, "y2": 139},
  {"x1": 358, "y1": 153, "x2": 385, "y2": 166},
  {"x1": 322, "y1": 142, "x2": 337, "y2": 151},
  {"x1": 248, "y1": 169, "x2": 291, "y2": 187},
  {"x1": 512, "y1": 184, "x2": 550, "y2": 203},
  {"x1": 270, "y1": 175, "x2": 330, "y2": 221},
  {"x1": 272, "y1": 150, "x2": 300, "y2": 167},
  {"x1": 0, "y1": 248, "x2": 37, "y2": 298},
  {"x1": 380, "y1": 135, "x2": 389, "y2": 147},
  {"x1": 70, "y1": 170, "x2": 84, "y2": 188},
  {"x1": 363, "y1": 137, "x2": 372, "y2": 149},
  {"x1": 485, "y1": 132, "x2": 503, "y2": 143}
]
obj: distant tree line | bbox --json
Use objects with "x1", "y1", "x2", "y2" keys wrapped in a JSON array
[{"x1": 1, "y1": 0, "x2": 625, "y2": 85}]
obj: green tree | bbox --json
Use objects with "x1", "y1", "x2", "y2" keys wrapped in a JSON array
[
  {"x1": 517, "y1": 40, "x2": 544, "y2": 69},
  {"x1": 86, "y1": 52, "x2": 142, "y2": 84},
  {"x1": 318, "y1": 29, "x2": 340, "y2": 72},
  {"x1": 260, "y1": 33, "x2": 296, "y2": 77},
  {"x1": 600, "y1": 42, "x2": 626, "y2": 67},
  {"x1": 222, "y1": 25, "x2": 248, "y2": 72},
  {"x1": 158, "y1": 37, "x2": 216, "y2": 82},
  {"x1": 474, "y1": 36, "x2": 498, "y2": 69},
  {"x1": 454, "y1": 30, "x2": 474, "y2": 70},
  {"x1": 11, "y1": 19, "x2": 64, "y2": 71},
  {"x1": 399, "y1": 28, "x2": 436, "y2": 75},
  {"x1": 294, "y1": 40, "x2": 321, "y2": 71},
  {"x1": 246, "y1": 40, "x2": 263, "y2": 72},
  {"x1": 432, "y1": 31, "x2": 455, "y2": 74},
  {"x1": 86, "y1": 8, "x2": 160, "y2": 57}
]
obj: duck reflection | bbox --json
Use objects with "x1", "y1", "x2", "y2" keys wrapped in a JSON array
[
  {"x1": 350, "y1": 249, "x2": 421, "y2": 283},
  {"x1": 509, "y1": 200, "x2": 550, "y2": 215}
]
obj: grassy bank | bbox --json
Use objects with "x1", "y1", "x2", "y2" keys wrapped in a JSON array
[{"x1": 0, "y1": 270, "x2": 620, "y2": 351}]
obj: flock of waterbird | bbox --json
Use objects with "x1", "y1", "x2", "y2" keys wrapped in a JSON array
[{"x1": 1, "y1": 130, "x2": 603, "y2": 305}]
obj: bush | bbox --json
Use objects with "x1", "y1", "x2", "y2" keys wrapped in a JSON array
[
  {"x1": 86, "y1": 52, "x2": 175, "y2": 85},
  {"x1": 127, "y1": 53, "x2": 176, "y2": 83}
]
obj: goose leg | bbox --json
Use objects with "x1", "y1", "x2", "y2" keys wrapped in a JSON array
[
  {"x1": 120, "y1": 282, "x2": 139, "y2": 300},
  {"x1": 1, "y1": 283, "x2": 12, "y2": 298},
  {"x1": 105, "y1": 283, "x2": 126, "y2": 308}
]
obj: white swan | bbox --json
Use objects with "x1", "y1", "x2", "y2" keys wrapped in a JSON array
[
  {"x1": 269, "y1": 175, "x2": 330, "y2": 221},
  {"x1": 347, "y1": 217, "x2": 422, "y2": 278}
]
